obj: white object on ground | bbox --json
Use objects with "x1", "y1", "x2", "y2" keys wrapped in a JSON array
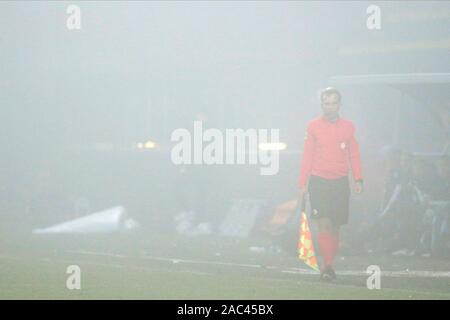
[{"x1": 32, "y1": 206, "x2": 139, "y2": 234}]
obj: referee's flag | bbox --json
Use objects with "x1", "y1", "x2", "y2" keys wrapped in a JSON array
[{"x1": 297, "y1": 194, "x2": 319, "y2": 271}]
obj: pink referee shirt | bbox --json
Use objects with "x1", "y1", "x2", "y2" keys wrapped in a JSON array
[{"x1": 298, "y1": 116, "x2": 363, "y2": 188}]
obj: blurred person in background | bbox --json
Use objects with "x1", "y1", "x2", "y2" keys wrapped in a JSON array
[
  {"x1": 358, "y1": 151, "x2": 425, "y2": 255},
  {"x1": 428, "y1": 157, "x2": 450, "y2": 258}
]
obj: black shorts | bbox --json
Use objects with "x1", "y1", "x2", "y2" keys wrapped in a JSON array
[{"x1": 307, "y1": 175, "x2": 350, "y2": 226}]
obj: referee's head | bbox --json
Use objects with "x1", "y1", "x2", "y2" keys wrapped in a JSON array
[{"x1": 320, "y1": 87, "x2": 341, "y2": 121}]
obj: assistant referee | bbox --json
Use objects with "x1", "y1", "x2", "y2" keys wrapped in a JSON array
[{"x1": 299, "y1": 87, "x2": 363, "y2": 281}]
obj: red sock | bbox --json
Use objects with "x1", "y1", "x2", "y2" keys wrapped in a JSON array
[
  {"x1": 331, "y1": 233, "x2": 340, "y2": 263},
  {"x1": 317, "y1": 232, "x2": 334, "y2": 268}
]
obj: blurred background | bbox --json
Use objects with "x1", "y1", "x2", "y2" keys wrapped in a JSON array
[{"x1": 0, "y1": 1, "x2": 449, "y2": 254}]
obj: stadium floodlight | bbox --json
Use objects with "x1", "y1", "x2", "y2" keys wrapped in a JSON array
[{"x1": 144, "y1": 140, "x2": 156, "y2": 149}]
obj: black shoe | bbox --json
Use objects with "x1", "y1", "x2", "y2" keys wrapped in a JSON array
[
  {"x1": 320, "y1": 267, "x2": 336, "y2": 282},
  {"x1": 320, "y1": 268, "x2": 332, "y2": 282},
  {"x1": 327, "y1": 267, "x2": 337, "y2": 281}
]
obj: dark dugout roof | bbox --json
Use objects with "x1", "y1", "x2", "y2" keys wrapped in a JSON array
[
  {"x1": 328, "y1": 73, "x2": 450, "y2": 86},
  {"x1": 328, "y1": 73, "x2": 450, "y2": 111},
  {"x1": 328, "y1": 73, "x2": 450, "y2": 156}
]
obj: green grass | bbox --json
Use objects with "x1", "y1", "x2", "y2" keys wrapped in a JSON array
[
  {"x1": 1, "y1": 255, "x2": 449, "y2": 300},
  {"x1": 0, "y1": 231, "x2": 449, "y2": 299}
]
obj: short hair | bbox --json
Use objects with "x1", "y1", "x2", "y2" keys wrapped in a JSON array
[{"x1": 320, "y1": 87, "x2": 341, "y2": 102}]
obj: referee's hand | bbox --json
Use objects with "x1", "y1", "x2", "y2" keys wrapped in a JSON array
[{"x1": 354, "y1": 181, "x2": 363, "y2": 194}]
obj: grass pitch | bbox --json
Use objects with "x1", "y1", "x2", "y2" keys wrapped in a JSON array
[{"x1": 0, "y1": 230, "x2": 449, "y2": 299}]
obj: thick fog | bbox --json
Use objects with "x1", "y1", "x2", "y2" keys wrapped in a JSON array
[{"x1": 0, "y1": 1, "x2": 449, "y2": 261}]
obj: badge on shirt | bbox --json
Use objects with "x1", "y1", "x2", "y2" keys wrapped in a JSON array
[{"x1": 340, "y1": 142, "x2": 346, "y2": 149}]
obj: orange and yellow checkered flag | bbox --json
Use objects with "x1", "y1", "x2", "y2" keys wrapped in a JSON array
[{"x1": 297, "y1": 194, "x2": 319, "y2": 271}]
